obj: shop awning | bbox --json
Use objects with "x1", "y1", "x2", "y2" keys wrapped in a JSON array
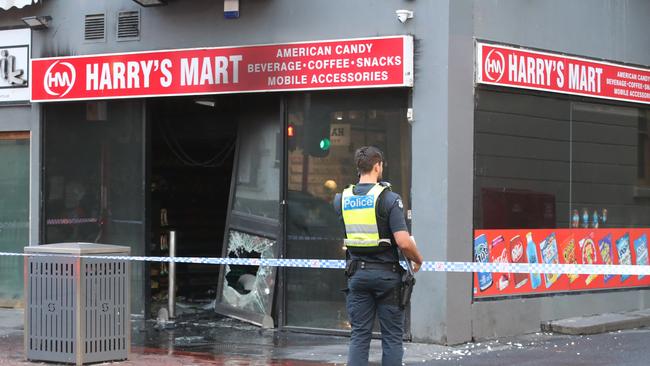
[{"x1": 0, "y1": 0, "x2": 38, "y2": 10}]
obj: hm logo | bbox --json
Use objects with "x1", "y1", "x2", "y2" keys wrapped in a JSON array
[
  {"x1": 44, "y1": 61, "x2": 76, "y2": 97},
  {"x1": 484, "y1": 49, "x2": 505, "y2": 82}
]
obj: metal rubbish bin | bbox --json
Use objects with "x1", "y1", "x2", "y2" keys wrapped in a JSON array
[{"x1": 24, "y1": 243, "x2": 130, "y2": 365}]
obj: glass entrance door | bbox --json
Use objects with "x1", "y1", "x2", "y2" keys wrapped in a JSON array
[
  {"x1": 0, "y1": 132, "x2": 29, "y2": 307},
  {"x1": 215, "y1": 95, "x2": 282, "y2": 327}
]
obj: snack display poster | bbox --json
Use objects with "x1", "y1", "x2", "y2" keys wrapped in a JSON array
[{"x1": 473, "y1": 228, "x2": 650, "y2": 299}]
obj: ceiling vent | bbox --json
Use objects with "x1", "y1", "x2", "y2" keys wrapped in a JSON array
[
  {"x1": 84, "y1": 14, "x2": 106, "y2": 42},
  {"x1": 117, "y1": 10, "x2": 140, "y2": 41}
]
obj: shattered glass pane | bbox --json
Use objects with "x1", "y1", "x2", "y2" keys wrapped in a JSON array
[{"x1": 221, "y1": 230, "x2": 276, "y2": 316}]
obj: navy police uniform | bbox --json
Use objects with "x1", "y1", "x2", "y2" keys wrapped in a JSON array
[{"x1": 333, "y1": 182, "x2": 408, "y2": 366}]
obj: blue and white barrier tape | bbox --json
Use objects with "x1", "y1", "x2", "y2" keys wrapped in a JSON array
[{"x1": 2, "y1": 251, "x2": 650, "y2": 275}]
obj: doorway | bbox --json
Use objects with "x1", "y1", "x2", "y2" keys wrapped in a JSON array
[
  {"x1": 148, "y1": 94, "x2": 282, "y2": 324},
  {"x1": 148, "y1": 96, "x2": 238, "y2": 313}
]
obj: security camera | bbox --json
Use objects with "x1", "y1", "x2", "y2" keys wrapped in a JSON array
[{"x1": 396, "y1": 9, "x2": 413, "y2": 23}]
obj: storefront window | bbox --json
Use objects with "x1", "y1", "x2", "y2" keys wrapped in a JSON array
[
  {"x1": 474, "y1": 91, "x2": 570, "y2": 229},
  {"x1": 474, "y1": 90, "x2": 650, "y2": 229},
  {"x1": 285, "y1": 90, "x2": 410, "y2": 329},
  {"x1": 570, "y1": 102, "x2": 649, "y2": 227},
  {"x1": 43, "y1": 101, "x2": 145, "y2": 313},
  {"x1": 473, "y1": 89, "x2": 650, "y2": 298},
  {"x1": 0, "y1": 132, "x2": 29, "y2": 305}
]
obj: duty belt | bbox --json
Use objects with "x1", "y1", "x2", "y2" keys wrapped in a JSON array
[{"x1": 355, "y1": 261, "x2": 400, "y2": 272}]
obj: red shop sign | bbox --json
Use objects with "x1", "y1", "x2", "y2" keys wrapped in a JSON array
[
  {"x1": 30, "y1": 36, "x2": 413, "y2": 102},
  {"x1": 477, "y1": 42, "x2": 650, "y2": 105}
]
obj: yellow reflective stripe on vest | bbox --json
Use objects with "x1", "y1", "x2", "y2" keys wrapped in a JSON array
[
  {"x1": 344, "y1": 224, "x2": 377, "y2": 234},
  {"x1": 343, "y1": 238, "x2": 393, "y2": 247},
  {"x1": 343, "y1": 239, "x2": 379, "y2": 246},
  {"x1": 341, "y1": 184, "x2": 387, "y2": 248}
]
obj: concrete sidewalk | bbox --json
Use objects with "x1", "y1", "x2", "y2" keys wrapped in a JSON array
[{"x1": 130, "y1": 310, "x2": 451, "y2": 365}]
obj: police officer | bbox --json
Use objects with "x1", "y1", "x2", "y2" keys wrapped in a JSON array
[{"x1": 333, "y1": 146, "x2": 424, "y2": 366}]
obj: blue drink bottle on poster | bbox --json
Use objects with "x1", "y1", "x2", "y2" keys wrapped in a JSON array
[
  {"x1": 526, "y1": 232, "x2": 542, "y2": 289},
  {"x1": 474, "y1": 234, "x2": 492, "y2": 291}
]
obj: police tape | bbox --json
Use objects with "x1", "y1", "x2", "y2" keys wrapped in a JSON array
[{"x1": 1, "y1": 251, "x2": 650, "y2": 275}]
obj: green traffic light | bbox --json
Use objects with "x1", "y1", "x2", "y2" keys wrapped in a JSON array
[{"x1": 319, "y1": 138, "x2": 331, "y2": 151}]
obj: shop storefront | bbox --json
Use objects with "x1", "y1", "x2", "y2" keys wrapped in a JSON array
[
  {"x1": 469, "y1": 35, "x2": 650, "y2": 339},
  {"x1": 30, "y1": 36, "x2": 413, "y2": 328},
  {"x1": 473, "y1": 42, "x2": 650, "y2": 299},
  {"x1": 2, "y1": 0, "x2": 649, "y2": 345}
]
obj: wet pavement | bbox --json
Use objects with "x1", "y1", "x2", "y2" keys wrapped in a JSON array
[
  {"x1": 132, "y1": 309, "x2": 349, "y2": 364},
  {"x1": 1, "y1": 307, "x2": 650, "y2": 365},
  {"x1": 0, "y1": 314, "x2": 338, "y2": 365},
  {"x1": 0, "y1": 306, "x2": 345, "y2": 366}
]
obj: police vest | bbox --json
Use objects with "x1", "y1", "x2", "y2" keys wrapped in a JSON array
[{"x1": 341, "y1": 183, "x2": 392, "y2": 252}]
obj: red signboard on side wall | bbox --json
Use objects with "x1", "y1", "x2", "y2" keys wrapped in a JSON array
[
  {"x1": 473, "y1": 228, "x2": 650, "y2": 298},
  {"x1": 30, "y1": 36, "x2": 413, "y2": 102},
  {"x1": 476, "y1": 42, "x2": 650, "y2": 105}
]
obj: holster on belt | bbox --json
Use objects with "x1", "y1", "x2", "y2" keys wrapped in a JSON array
[
  {"x1": 399, "y1": 267, "x2": 416, "y2": 309},
  {"x1": 345, "y1": 260, "x2": 357, "y2": 278}
]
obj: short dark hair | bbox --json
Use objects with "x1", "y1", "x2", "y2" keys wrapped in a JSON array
[{"x1": 355, "y1": 146, "x2": 383, "y2": 174}]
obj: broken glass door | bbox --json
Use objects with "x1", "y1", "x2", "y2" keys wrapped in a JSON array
[{"x1": 215, "y1": 95, "x2": 281, "y2": 327}]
